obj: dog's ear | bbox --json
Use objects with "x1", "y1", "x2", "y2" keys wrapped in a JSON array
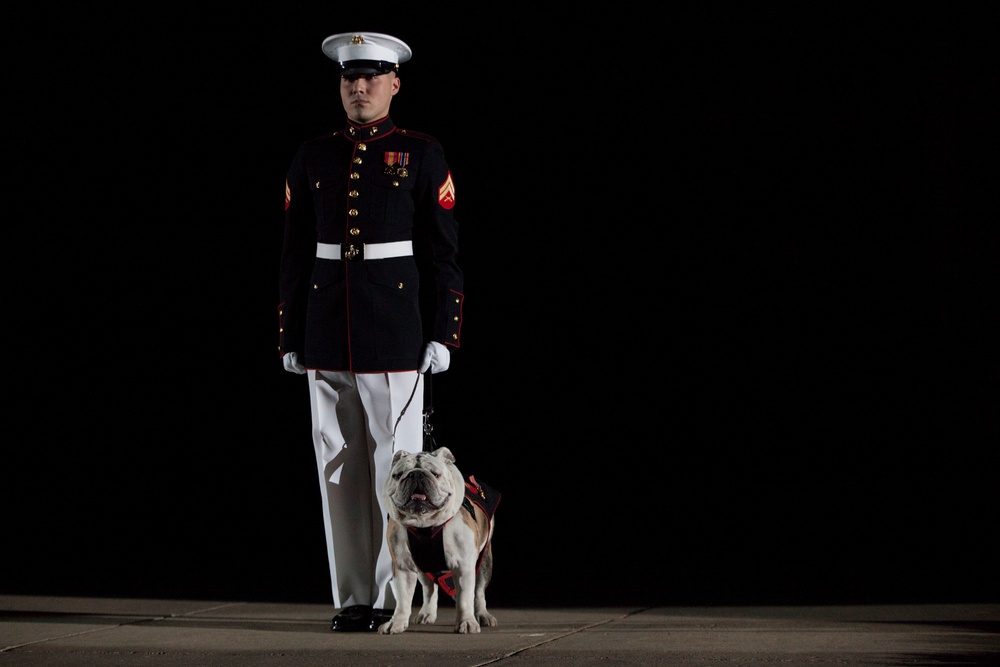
[
  {"x1": 391, "y1": 450, "x2": 408, "y2": 464},
  {"x1": 434, "y1": 446, "x2": 455, "y2": 464}
]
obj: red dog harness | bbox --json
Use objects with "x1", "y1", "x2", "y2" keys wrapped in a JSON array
[{"x1": 405, "y1": 475, "x2": 500, "y2": 598}]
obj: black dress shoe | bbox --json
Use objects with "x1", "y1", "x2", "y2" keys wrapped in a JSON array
[
  {"x1": 368, "y1": 608, "x2": 393, "y2": 631},
  {"x1": 330, "y1": 605, "x2": 372, "y2": 632}
]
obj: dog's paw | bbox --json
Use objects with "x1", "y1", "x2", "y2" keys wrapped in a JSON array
[
  {"x1": 477, "y1": 611, "x2": 498, "y2": 628},
  {"x1": 377, "y1": 619, "x2": 409, "y2": 635},
  {"x1": 455, "y1": 618, "x2": 481, "y2": 634},
  {"x1": 415, "y1": 609, "x2": 437, "y2": 625}
]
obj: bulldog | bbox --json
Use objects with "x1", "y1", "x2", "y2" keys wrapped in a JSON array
[{"x1": 378, "y1": 447, "x2": 499, "y2": 634}]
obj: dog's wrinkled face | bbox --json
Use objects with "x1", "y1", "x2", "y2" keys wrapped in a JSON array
[{"x1": 385, "y1": 447, "x2": 466, "y2": 528}]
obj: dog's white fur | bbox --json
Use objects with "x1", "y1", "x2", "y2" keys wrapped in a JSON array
[{"x1": 378, "y1": 447, "x2": 496, "y2": 634}]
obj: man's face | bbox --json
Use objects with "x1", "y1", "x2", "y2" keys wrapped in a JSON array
[{"x1": 340, "y1": 72, "x2": 399, "y2": 124}]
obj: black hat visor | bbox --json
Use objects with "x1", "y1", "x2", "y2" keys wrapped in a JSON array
[{"x1": 336, "y1": 59, "x2": 398, "y2": 77}]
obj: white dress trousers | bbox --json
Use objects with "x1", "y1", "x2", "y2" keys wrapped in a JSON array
[{"x1": 307, "y1": 369, "x2": 424, "y2": 609}]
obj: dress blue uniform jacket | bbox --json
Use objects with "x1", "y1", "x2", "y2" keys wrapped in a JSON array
[{"x1": 278, "y1": 116, "x2": 464, "y2": 372}]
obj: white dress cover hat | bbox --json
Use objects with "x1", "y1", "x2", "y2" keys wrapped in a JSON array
[{"x1": 322, "y1": 32, "x2": 412, "y2": 76}]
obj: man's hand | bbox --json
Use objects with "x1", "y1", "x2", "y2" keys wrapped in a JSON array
[
  {"x1": 282, "y1": 352, "x2": 307, "y2": 374},
  {"x1": 419, "y1": 341, "x2": 450, "y2": 374}
]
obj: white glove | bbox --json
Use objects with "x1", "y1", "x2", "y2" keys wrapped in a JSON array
[
  {"x1": 419, "y1": 341, "x2": 450, "y2": 374},
  {"x1": 282, "y1": 352, "x2": 307, "y2": 374}
]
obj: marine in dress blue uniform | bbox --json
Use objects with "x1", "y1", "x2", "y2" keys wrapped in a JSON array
[{"x1": 278, "y1": 31, "x2": 464, "y2": 632}]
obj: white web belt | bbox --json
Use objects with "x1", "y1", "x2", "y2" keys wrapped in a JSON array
[{"x1": 316, "y1": 240, "x2": 413, "y2": 261}]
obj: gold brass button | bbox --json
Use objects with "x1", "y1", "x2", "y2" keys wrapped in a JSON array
[
  {"x1": 358, "y1": 143, "x2": 366, "y2": 150},
  {"x1": 349, "y1": 227, "x2": 360, "y2": 236},
  {"x1": 349, "y1": 189, "x2": 359, "y2": 198},
  {"x1": 392, "y1": 181, "x2": 400, "y2": 187},
  {"x1": 350, "y1": 172, "x2": 360, "y2": 180},
  {"x1": 353, "y1": 157, "x2": 362, "y2": 164},
  {"x1": 452, "y1": 333, "x2": 458, "y2": 340},
  {"x1": 348, "y1": 209, "x2": 358, "y2": 217},
  {"x1": 314, "y1": 181, "x2": 321, "y2": 189},
  {"x1": 397, "y1": 282, "x2": 404, "y2": 289}
]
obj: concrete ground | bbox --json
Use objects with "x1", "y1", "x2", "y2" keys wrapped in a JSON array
[{"x1": 1, "y1": 595, "x2": 998, "y2": 666}]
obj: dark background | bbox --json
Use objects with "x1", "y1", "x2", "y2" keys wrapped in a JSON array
[{"x1": 4, "y1": 5, "x2": 997, "y2": 608}]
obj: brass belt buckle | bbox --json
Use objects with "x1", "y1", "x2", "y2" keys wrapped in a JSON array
[{"x1": 343, "y1": 244, "x2": 361, "y2": 261}]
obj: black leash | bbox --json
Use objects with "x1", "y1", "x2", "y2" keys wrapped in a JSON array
[
  {"x1": 422, "y1": 371, "x2": 437, "y2": 452},
  {"x1": 390, "y1": 371, "x2": 437, "y2": 452}
]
